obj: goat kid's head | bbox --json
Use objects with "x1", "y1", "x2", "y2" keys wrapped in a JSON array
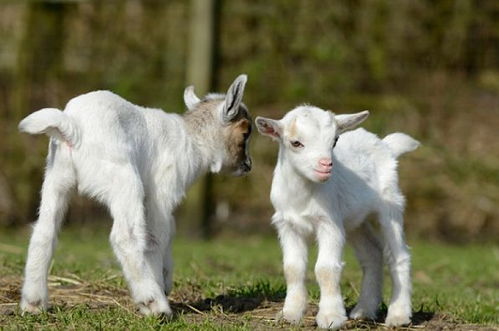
[
  {"x1": 183, "y1": 74, "x2": 252, "y2": 176},
  {"x1": 255, "y1": 105, "x2": 369, "y2": 183}
]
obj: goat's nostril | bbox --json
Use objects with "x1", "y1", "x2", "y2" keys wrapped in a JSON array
[{"x1": 319, "y1": 158, "x2": 333, "y2": 168}]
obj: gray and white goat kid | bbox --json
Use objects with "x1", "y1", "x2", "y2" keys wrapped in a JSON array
[
  {"x1": 255, "y1": 105, "x2": 419, "y2": 329},
  {"x1": 18, "y1": 74, "x2": 252, "y2": 316}
]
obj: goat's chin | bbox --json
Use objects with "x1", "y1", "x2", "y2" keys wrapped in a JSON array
[
  {"x1": 310, "y1": 177, "x2": 330, "y2": 184},
  {"x1": 303, "y1": 171, "x2": 331, "y2": 183},
  {"x1": 295, "y1": 171, "x2": 328, "y2": 184},
  {"x1": 313, "y1": 170, "x2": 332, "y2": 182},
  {"x1": 218, "y1": 166, "x2": 249, "y2": 177},
  {"x1": 231, "y1": 168, "x2": 250, "y2": 177}
]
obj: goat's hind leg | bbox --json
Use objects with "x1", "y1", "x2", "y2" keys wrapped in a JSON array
[
  {"x1": 147, "y1": 201, "x2": 174, "y2": 296},
  {"x1": 21, "y1": 141, "x2": 75, "y2": 313},
  {"x1": 108, "y1": 170, "x2": 171, "y2": 316},
  {"x1": 380, "y1": 204, "x2": 412, "y2": 326},
  {"x1": 162, "y1": 235, "x2": 174, "y2": 295},
  {"x1": 349, "y1": 222, "x2": 383, "y2": 320}
]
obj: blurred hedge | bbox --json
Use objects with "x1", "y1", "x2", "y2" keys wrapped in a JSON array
[{"x1": 0, "y1": 0, "x2": 498, "y2": 242}]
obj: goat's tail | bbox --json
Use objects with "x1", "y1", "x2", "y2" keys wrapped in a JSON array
[
  {"x1": 383, "y1": 132, "x2": 420, "y2": 158},
  {"x1": 18, "y1": 108, "x2": 80, "y2": 147}
]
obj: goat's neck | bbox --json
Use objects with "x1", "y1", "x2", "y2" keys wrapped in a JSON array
[
  {"x1": 181, "y1": 116, "x2": 222, "y2": 180},
  {"x1": 149, "y1": 121, "x2": 215, "y2": 213}
]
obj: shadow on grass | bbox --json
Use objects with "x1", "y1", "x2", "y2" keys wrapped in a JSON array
[
  {"x1": 172, "y1": 279, "x2": 286, "y2": 314},
  {"x1": 343, "y1": 303, "x2": 435, "y2": 328},
  {"x1": 0, "y1": 277, "x2": 435, "y2": 329},
  {"x1": 170, "y1": 279, "x2": 435, "y2": 328}
]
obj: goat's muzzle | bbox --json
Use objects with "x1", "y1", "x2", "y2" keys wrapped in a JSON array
[{"x1": 241, "y1": 158, "x2": 252, "y2": 173}]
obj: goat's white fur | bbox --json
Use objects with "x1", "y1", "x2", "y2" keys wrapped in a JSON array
[
  {"x1": 256, "y1": 105, "x2": 419, "y2": 329},
  {"x1": 18, "y1": 74, "x2": 250, "y2": 315}
]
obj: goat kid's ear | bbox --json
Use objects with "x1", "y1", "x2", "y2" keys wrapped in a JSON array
[
  {"x1": 255, "y1": 116, "x2": 282, "y2": 140},
  {"x1": 335, "y1": 110, "x2": 369, "y2": 134},
  {"x1": 184, "y1": 85, "x2": 201, "y2": 110},
  {"x1": 223, "y1": 74, "x2": 248, "y2": 122}
]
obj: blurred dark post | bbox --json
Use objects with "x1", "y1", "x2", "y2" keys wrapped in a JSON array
[
  {"x1": 183, "y1": 0, "x2": 219, "y2": 239},
  {"x1": 13, "y1": 0, "x2": 71, "y2": 224},
  {"x1": 15, "y1": 1, "x2": 69, "y2": 118}
]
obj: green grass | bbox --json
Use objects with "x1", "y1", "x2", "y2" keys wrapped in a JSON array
[{"x1": 0, "y1": 226, "x2": 497, "y2": 330}]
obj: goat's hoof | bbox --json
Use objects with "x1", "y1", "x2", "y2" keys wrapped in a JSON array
[
  {"x1": 138, "y1": 298, "x2": 172, "y2": 317},
  {"x1": 316, "y1": 311, "x2": 347, "y2": 330},
  {"x1": 385, "y1": 303, "x2": 411, "y2": 326},
  {"x1": 349, "y1": 305, "x2": 377, "y2": 320},
  {"x1": 276, "y1": 308, "x2": 303, "y2": 325},
  {"x1": 385, "y1": 313, "x2": 411, "y2": 327},
  {"x1": 20, "y1": 299, "x2": 46, "y2": 314}
]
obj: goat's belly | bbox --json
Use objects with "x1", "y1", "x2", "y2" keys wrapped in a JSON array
[
  {"x1": 71, "y1": 147, "x2": 142, "y2": 202},
  {"x1": 343, "y1": 209, "x2": 373, "y2": 232}
]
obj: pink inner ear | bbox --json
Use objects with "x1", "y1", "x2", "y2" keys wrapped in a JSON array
[
  {"x1": 264, "y1": 125, "x2": 279, "y2": 137},
  {"x1": 258, "y1": 119, "x2": 280, "y2": 138}
]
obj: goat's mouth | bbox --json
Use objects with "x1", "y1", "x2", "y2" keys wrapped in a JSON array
[
  {"x1": 232, "y1": 163, "x2": 251, "y2": 177},
  {"x1": 232, "y1": 168, "x2": 250, "y2": 177},
  {"x1": 314, "y1": 169, "x2": 332, "y2": 181},
  {"x1": 238, "y1": 159, "x2": 252, "y2": 175}
]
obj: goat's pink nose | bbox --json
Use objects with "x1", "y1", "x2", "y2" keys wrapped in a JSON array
[{"x1": 319, "y1": 158, "x2": 333, "y2": 168}]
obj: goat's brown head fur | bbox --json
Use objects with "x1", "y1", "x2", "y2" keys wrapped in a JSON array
[{"x1": 183, "y1": 74, "x2": 252, "y2": 176}]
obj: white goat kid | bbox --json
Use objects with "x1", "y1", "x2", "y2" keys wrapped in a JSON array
[
  {"x1": 18, "y1": 74, "x2": 252, "y2": 316},
  {"x1": 255, "y1": 105, "x2": 419, "y2": 329}
]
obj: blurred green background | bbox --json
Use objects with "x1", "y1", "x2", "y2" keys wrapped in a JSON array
[{"x1": 0, "y1": 0, "x2": 498, "y2": 242}]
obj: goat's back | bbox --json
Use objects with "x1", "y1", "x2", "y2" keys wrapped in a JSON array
[
  {"x1": 333, "y1": 128, "x2": 416, "y2": 206},
  {"x1": 64, "y1": 91, "x2": 185, "y2": 160},
  {"x1": 65, "y1": 91, "x2": 147, "y2": 144}
]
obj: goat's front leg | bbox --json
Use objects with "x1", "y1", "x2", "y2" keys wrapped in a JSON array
[
  {"x1": 277, "y1": 224, "x2": 308, "y2": 324},
  {"x1": 314, "y1": 221, "x2": 347, "y2": 330}
]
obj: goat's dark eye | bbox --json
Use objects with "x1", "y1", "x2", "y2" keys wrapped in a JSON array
[
  {"x1": 333, "y1": 136, "x2": 339, "y2": 148},
  {"x1": 291, "y1": 140, "x2": 304, "y2": 148}
]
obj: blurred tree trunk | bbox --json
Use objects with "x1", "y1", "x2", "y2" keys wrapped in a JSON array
[
  {"x1": 15, "y1": 1, "x2": 69, "y2": 118},
  {"x1": 183, "y1": 0, "x2": 219, "y2": 239},
  {"x1": 442, "y1": 0, "x2": 472, "y2": 69},
  {"x1": 13, "y1": 1, "x2": 71, "y2": 224}
]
